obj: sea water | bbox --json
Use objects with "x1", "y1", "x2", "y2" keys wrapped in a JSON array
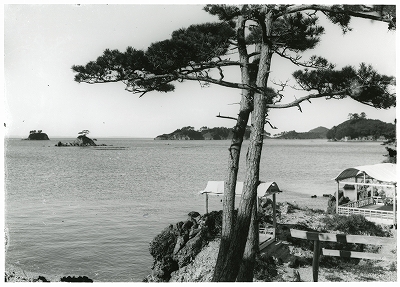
[{"x1": 4, "y1": 138, "x2": 386, "y2": 281}]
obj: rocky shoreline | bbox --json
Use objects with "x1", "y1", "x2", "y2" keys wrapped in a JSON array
[
  {"x1": 144, "y1": 192, "x2": 397, "y2": 282},
  {"x1": 4, "y1": 264, "x2": 94, "y2": 282},
  {"x1": 5, "y1": 191, "x2": 397, "y2": 282}
]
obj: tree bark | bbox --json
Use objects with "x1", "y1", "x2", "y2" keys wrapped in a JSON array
[
  {"x1": 212, "y1": 14, "x2": 252, "y2": 281},
  {"x1": 213, "y1": 11, "x2": 273, "y2": 282},
  {"x1": 236, "y1": 199, "x2": 259, "y2": 281},
  {"x1": 236, "y1": 43, "x2": 262, "y2": 282},
  {"x1": 211, "y1": 12, "x2": 267, "y2": 281}
]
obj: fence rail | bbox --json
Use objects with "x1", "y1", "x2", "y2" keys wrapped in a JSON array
[
  {"x1": 290, "y1": 229, "x2": 396, "y2": 282},
  {"x1": 338, "y1": 206, "x2": 394, "y2": 220},
  {"x1": 341, "y1": 197, "x2": 374, "y2": 208}
]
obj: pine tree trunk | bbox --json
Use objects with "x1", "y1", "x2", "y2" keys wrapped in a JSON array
[
  {"x1": 212, "y1": 14, "x2": 253, "y2": 281},
  {"x1": 236, "y1": 199, "x2": 259, "y2": 281},
  {"x1": 213, "y1": 12, "x2": 273, "y2": 282},
  {"x1": 212, "y1": 108, "x2": 250, "y2": 280}
]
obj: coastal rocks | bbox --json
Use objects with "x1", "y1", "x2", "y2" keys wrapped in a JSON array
[
  {"x1": 55, "y1": 135, "x2": 107, "y2": 147},
  {"x1": 4, "y1": 264, "x2": 93, "y2": 283},
  {"x1": 74, "y1": 135, "x2": 97, "y2": 146},
  {"x1": 145, "y1": 210, "x2": 222, "y2": 282},
  {"x1": 60, "y1": 276, "x2": 93, "y2": 282},
  {"x1": 5, "y1": 271, "x2": 50, "y2": 282},
  {"x1": 174, "y1": 229, "x2": 207, "y2": 268},
  {"x1": 326, "y1": 191, "x2": 350, "y2": 214},
  {"x1": 170, "y1": 240, "x2": 219, "y2": 282}
]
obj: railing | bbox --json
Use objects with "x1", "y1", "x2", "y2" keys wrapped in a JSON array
[
  {"x1": 340, "y1": 197, "x2": 373, "y2": 208},
  {"x1": 290, "y1": 229, "x2": 396, "y2": 282},
  {"x1": 338, "y1": 206, "x2": 394, "y2": 220}
]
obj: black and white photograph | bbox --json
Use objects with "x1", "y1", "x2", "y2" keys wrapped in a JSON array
[{"x1": 2, "y1": 2, "x2": 397, "y2": 283}]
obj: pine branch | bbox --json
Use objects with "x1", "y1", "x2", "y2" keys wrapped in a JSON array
[
  {"x1": 216, "y1": 113, "x2": 238, "y2": 121},
  {"x1": 281, "y1": 4, "x2": 395, "y2": 26}
]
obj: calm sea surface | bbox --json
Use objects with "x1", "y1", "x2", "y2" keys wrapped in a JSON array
[{"x1": 4, "y1": 138, "x2": 386, "y2": 281}]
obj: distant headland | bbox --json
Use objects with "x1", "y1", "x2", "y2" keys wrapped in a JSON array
[
  {"x1": 154, "y1": 126, "x2": 328, "y2": 140},
  {"x1": 154, "y1": 126, "x2": 253, "y2": 140},
  {"x1": 155, "y1": 114, "x2": 395, "y2": 141}
]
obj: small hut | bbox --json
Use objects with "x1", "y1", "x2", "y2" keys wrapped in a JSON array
[{"x1": 199, "y1": 181, "x2": 281, "y2": 249}]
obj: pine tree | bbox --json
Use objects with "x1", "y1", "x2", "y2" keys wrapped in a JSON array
[{"x1": 72, "y1": 4, "x2": 396, "y2": 281}]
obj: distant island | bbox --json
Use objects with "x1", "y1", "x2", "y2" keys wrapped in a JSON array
[
  {"x1": 273, "y1": 126, "x2": 329, "y2": 139},
  {"x1": 326, "y1": 115, "x2": 395, "y2": 141},
  {"x1": 156, "y1": 114, "x2": 395, "y2": 142},
  {"x1": 154, "y1": 125, "x2": 333, "y2": 140},
  {"x1": 24, "y1": 130, "x2": 50, "y2": 140},
  {"x1": 154, "y1": 126, "x2": 255, "y2": 140}
]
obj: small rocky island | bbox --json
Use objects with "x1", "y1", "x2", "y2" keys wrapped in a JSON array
[
  {"x1": 55, "y1": 130, "x2": 106, "y2": 147},
  {"x1": 24, "y1": 130, "x2": 50, "y2": 140}
]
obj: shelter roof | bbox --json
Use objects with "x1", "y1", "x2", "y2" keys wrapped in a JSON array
[
  {"x1": 199, "y1": 181, "x2": 281, "y2": 197},
  {"x1": 334, "y1": 163, "x2": 397, "y2": 184}
]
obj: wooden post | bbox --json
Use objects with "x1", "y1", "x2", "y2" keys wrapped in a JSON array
[
  {"x1": 312, "y1": 240, "x2": 321, "y2": 282},
  {"x1": 206, "y1": 193, "x2": 209, "y2": 214},
  {"x1": 272, "y1": 193, "x2": 277, "y2": 241},
  {"x1": 256, "y1": 196, "x2": 259, "y2": 213},
  {"x1": 336, "y1": 182, "x2": 339, "y2": 214},
  {"x1": 355, "y1": 177, "x2": 358, "y2": 200},
  {"x1": 291, "y1": 229, "x2": 397, "y2": 280},
  {"x1": 393, "y1": 186, "x2": 396, "y2": 228}
]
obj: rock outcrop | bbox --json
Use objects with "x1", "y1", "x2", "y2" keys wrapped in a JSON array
[
  {"x1": 74, "y1": 135, "x2": 97, "y2": 146},
  {"x1": 55, "y1": 135, "x2": 103, "y2": 147},
  {"x1": 4, "y1": 264, "x2": 93, "y2": 283},
  {"x1": 144, "y1": 210, "x2": 222, "y2": 282},
  {"x1": 326, "y1": 191, "x2": 350, "y2": 214},
  {"x1": 25, "y1": 131, "x2": 50, "y2": 140}
]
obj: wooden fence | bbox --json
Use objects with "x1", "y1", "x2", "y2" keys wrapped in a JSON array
[
  {"x1": 340, "y1": 197, "x2": 374, "y2": 208},
  {"x1": 290, "y1": 229, "x2": 396, "y2": 282},
  {"x1": 338, "y1": 206, "x2": 394, "y2": 221}
]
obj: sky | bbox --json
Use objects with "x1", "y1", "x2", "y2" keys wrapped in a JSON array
[{"x1": 2, "y1": 2, "x2": 397, "y2": 139}]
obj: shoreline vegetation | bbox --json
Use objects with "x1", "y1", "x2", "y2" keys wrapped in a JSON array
[{"x1": 6, "y1": 189, "x2": 396, "y2": 282}]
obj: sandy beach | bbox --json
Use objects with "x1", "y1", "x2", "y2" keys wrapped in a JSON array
[{"x1": 273, "y1": 190, "x2": 330, "y2": 210}]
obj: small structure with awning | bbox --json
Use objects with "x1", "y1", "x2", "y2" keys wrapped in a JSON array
[
  {"x1": 199, "y1": 181, "x2": 281, "y2": 250},
  {"x1": 334, "y1": 163, "x2": 397, "y2": 226}
]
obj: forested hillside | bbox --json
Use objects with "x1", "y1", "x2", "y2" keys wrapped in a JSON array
[
  {"x1": 326, "y1": 118, "x2": 395, "y2": 140},
  {"x1": 154, "y1": 126, "x2": 254, "y2": 140},
  {"x1": 274, "y1": 126, "x2": 328, "y2": 139}
]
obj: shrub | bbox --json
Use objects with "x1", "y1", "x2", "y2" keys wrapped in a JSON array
[
  {"x1": 253, "y1": 254, "x2": 278, "y2": 281},
  {"x1": 149, "y1": 225, "x2": 178, "y2": 261},
  {"x1": 389, "y1": 261, "x2": 397, "y2": 271},
  {"x1": 319, "y1": 214, "x2": 392, "y2": 267},
  {"x1": 322, "y1": 214, "x2": 391, "y2": 237},
  {"x1": 203, "y1": 210, "x2": 223, "y2": 237}
]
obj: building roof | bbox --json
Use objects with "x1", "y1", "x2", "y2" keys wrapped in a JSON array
[
  {"x1": 199, "y1": 181, "x2": 281, "y2": 197},
  {"x1": 334, "y1": 163, "x2": 397, "y2": 184}
]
